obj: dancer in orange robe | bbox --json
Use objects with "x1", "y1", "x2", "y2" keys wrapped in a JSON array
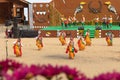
[
  {"x1": 59, "y1": 30, "x2": 66, "y2": 45},
  {"x1": 66, "y1": 37, "x2": 77, "y2": 59},
  {"x1": 106, "y1": 31, "x2": 114, "y2": 46},
  {"x1": 78, "y1": 33, "x2": 85, "y2": 50},
  {"x1": 85, "y1": 29, "x2": 91, "y2": 46},
  {"x1": 13, "y1": 38, "x2": 22, "y2": 57},
  {"x1": 36, "y1": 34, "x2": 43, "y2": 50}
]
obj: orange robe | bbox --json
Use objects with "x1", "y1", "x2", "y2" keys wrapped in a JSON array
[
  {"x1": 78, "y1": 39, "x2": 85, "y2": 50},
  {"x1": 106, "y1": 36, "x2": 112, "y2": 46},
  {"x1": 36, "y1": 38, "x2": 43, "y2": 50},
  {"x1": 66, "y1": 42, "x2": 77, "y2": 59},
  {"x1": 13, "y1": 42, "x2": 22, "y2": 57},
  {"x1": 85, "y1": 33, "x2": 91, "y2": 46},
  {"x1": 59, "y1": 33, "x2": 66, "y2": 45}
]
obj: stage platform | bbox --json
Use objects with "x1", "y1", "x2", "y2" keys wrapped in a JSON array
[{"x1": 41, "y1": 25, "x2": 120, "y2": 38}]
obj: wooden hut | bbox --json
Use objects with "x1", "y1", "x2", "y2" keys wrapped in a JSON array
[{"x1": 0, "y1": 0, "x2": 29, "y2": 24}]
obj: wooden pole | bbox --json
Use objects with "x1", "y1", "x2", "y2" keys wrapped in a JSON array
[
  {"x1": 13, "y1": 4, "x2": 17, "y2": 17},
  {"x1": 6, "y1": 40, "x2": 8, "y2": 59}
]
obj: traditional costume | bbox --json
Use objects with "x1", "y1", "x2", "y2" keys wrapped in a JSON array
[
  {"x1": 13, "y1": 38, "x2": 22, "y2": 57},
  {"x1": 85, "y1": 30, "x2": 91, "y2": 46},
  {"x1": 81, "y1": 15, "x2": 85, "y2": 26},
  {"x1": 36, "y1": 34, "x2": 43, "y2": 50},
  {"x1": 94, "y1": 16, "x2": 99, "y2": 26},
  {"x1": 78, "y1": 34, "x2": 85, "y2": 50},
  {"x1": 59, "y1": 31, "x2": 66, "y2": 45},
  {"x1": 102, "y1": 15, "x2": 107, "y2": 29},
  {"x1": 64, "y1": 19, "x2": 68, "y2": 28},
  {"x1": 66, "y1": 37, "x2": 77, "y2": 59},
  {"x1": 106, "y1": 31, "x2": 113, "y2": 46},
  {"x1": 68, "y1": 16, "x2": 72, "y2": 27},
  {"x1": 108, "y1": 15, "x2": 113, "y2": 28}
]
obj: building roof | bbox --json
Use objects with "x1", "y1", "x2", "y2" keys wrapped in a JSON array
[
  {"x1": 0, "y1": 0, "x2": 30, "y2": 4},
  {"x1": 25, "y1": 0, "x2": 52, "y2": 3},
  {"x1": 20, "y1": 0, "x2": 30, "y2": 4}
]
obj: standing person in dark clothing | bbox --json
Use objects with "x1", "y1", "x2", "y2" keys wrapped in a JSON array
[{"x1": 5, "y1": 28, "x2": 8, "y2": 38}]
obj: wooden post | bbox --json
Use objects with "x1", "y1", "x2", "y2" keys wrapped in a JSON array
[
  {"x1": 13, "y1": 4, "x2": 16, "y2": 17},
  {"x1": 22, "y1": 8, "x2": 24, "y2": 19},
  {"x1": 6, "y1": 40, "x2": 8, "y2": 59}
]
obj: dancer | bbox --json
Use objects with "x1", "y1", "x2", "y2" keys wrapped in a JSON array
[
  {"x1": 59, "y1": 30, "x2": 66, "y2": 45},
  {"x1": 105, "y1": 31, "x2": 114, "y2": 46},
  {"x1": 81, "y1": 15, "x2": 85, "y2": 26},
  {"x1": 66, "y1": 37, "x2": 77, "y2": 59},
  {"x1": 78, "y1": 33, "x2": 85, "y2": 50},
  {"x1": 64, "y1": 18, "x2": 68, "y2": 28},
  {"x1": 72, "y1": 16, "x2": 77, "y2": 26},
  {"x1": 36, "y1": 33, "x2": 43, "y2": 50},
  {"x1": 61, "y1": 17, "x2": 65, "y2": 28},
  {"x1": 68, "y1": 16, "x2": 72, "y2": 27},
  {"x1": 108, "y1": 15, "x2": 113, "y2": 29},
  {"x1": 102, "y1": 15, "x2": 107, "y2": 29},
  {"x1": 13, "y1": 38, "x2": 23, "y2": 57},
  {"x1": 84, "y1": 29, "x2": 91, "y2": 46},
  {"x1": 94, "y1": 15, "x2": 99, "y2": 27}
]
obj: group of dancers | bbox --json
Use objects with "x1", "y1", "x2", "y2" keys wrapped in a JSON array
[
  {"x1": 59, "y1": 29, "x2": 91, "y2": 59},
  {"x1": 61, "y1": 15, "x2": 85, "y2": 28},
  {"x1": 12, "y1": 29, "x2": 91, "y2": 58},
  {"x1": 61, "y1": 14, "x2": 113, "y2": 29},
  {"x1": 13, "y1": 31, "x2": 43, "y2": 57},
  {"x1": 94, "y1": 15, "x2": 113, "y2": 29},
  {"x1": 59, "y1": 29, "x2": 114, "y2": 59},
  {"x1": 13, "y1": 29, "x2": 113, "y2": 59}
]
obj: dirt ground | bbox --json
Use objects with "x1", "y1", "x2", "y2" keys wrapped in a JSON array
[{"x1": 0, "y1": 28, "x2": 120, "y2": 78}]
